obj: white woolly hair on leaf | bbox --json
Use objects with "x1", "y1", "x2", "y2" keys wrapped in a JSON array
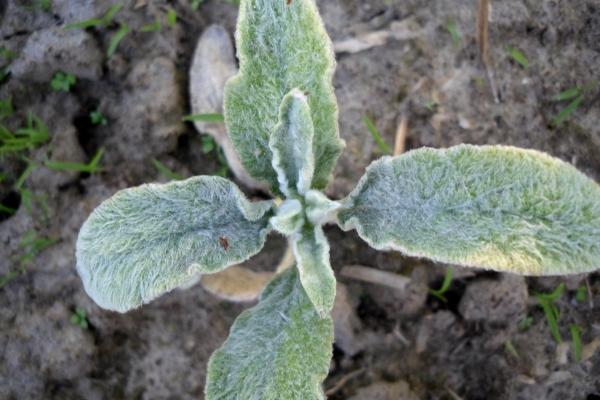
[
  {"x1": 304, "y1": 189, "x2": 342, "y2": 226},
  {"x1": 269, "y1": 88, "x2": 315, "y2": 197},
  {"x1": 338, "y1": 144, "x2": 600, "y2": 276},
  {"x1": 76, "y1": 176, "x2": 274, "y2": 313},
  {"x1": 292, "y1": 225, "x2": 336, "y2": 317},
  {"x1": 270, "y1": 198, "x2": 305, "y2": 236},
  {"x1": 225, "y1": 0, "x2": 344, "y2": 193},
  {"x1": 205, "y1": 267, "x2": 333, "y2": 400}
]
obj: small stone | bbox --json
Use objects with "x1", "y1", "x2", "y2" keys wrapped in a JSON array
[
  {"x1": 106, "y1": 57, "x2": 185, "y2": 161},
  {"x1": 5, "y1": 303, "x2": 95, "y2": 382},
  {"x1": 10, "y1": 27, "x2": 103, "y2": 82},
  {"x1": 0, "y1": 2, "x2": 55, "y2": 37},
  {"x1": 416, "y1": 311, "x2": 457, "y2": 353},
  {"x1": 52, "y1": 0, "x2": 106, "y2": 24},
  {"x1": 459, "y1": 274, "x2": 528, "y2": 323}
]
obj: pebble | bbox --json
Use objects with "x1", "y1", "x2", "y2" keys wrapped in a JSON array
[
  {"x1": 11, "y1": 27, "x2": 103, "y2": 82},
  {"x1": 459, "y1": 274, "x2": 528, "y2": 323}
]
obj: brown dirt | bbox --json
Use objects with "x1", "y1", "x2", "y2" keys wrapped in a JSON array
[{"x1": 1, "y1": 1, "x2": 599, "y2": 399}]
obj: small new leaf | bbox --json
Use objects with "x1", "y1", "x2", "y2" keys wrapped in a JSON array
[
  {"x1": 107, "y1": 23, "x2": 130, "y2": 57},
  {"x1": 293, "y1": 226, "x2": 336, "y2": 317},
  {"x1": 304, "y1": 190, "x2": 341, "y2": 226},
  {"x1": 269, "y1": 89, "x2": 315, "y2": 197},
  {"x1": 206, "y1": 267, "x2": 333, "y2": 400},
  {"x1": 50, "y1": 72, "x2": 77, "y2": 92},
  {"x1": 270, "y1": 199, "x2": 304, "y2": 236},
  {"x1": 76, "y1": 176, "x2": 273, "y2": 312},
  {"x1": 338, "y1": 145, "x2": 600, "y2": 275},
  {"x1": 225, "y1": 0, "x2": 343, "y2": 192}
]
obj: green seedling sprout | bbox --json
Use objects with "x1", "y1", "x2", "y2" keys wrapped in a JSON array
[
  {"x1": 554, "y1": 87, "x2": 581, "y2": 102},
  {"x1": 504, "y1": 340, "x2": 520, "y2": 359},
  {"x1": 518, "y1": 316, "x2": 533, "y2": 331},
  {"x1": 152, "y1": 159, "x2": 184, "y2": 181},
  {"x1": 36, "y1": 0, "x2": 52, "y2": 12},
  {"x1": 430, "y1": 267, "x2": 454, "y2": 302},
  {"x1": 50, "y1": 72, "x2": 77, "y2": 92},
  {"x1": 550, "y1": 82, "x2": 598, "y2": 126},
  {"x1": 201, "y1": 136, "x2": 216, "y2": 154},
  {"x1": 1, "y1": 231, "x2": 57, "y2": 288},
  {"x1": 70, "y1": 307, "x2": 89, "y2": 329},
  {"x1": 198, "y1": 135, "x2": 230, "y2": 178},
  {"x1": 0, "y1": 47, "x2": 16, "y2": 61},
  {"x1": 507, "y1": 46, "x2": 529, "y2": 69},
  {"x1": 74, "y1": 1, "x2": 600, "y2": 398},
  {"x1": 0, "y1": 97, "x2": 14, "y2": 120},
  {"x1": 90, "y1": 110, "x2": 108, "y2": 126},
  {"x1": 446, "y1": 19, "x2": 462, "y2": 46},
  {"x1": 0, "y1": 203, "x2": 16, "y2": 215},
  {"x1": 191, "y1": 0, "x2": 203, "y2": 10},
  {"x1": 575, "y1": 286, "x2": 587, "y2": 303},
  {"x1": 552, "y1": 95, "x2": 584, "y2": 126},
  {"x1": 139, "y1": 17, "x2": 162, "y2": 33},
  {"x1": 0, "y1": 113, "x2": 50, "y2": 156},
  {"x1": 535, "y1": 283, "x2": 565, "y2": 343},
  {"x1": 363, "y1": 115, "x2": 392, "y2": 155},
  {"x1": 44, "y1": 148, "x2": 105, "y2": 173},
  {"x1": 65, "y1": 3, "x2": 123, "y2": 29},
  {"x1": 17, "y1": 230, "x2": 58, "y2": 267},
  {"x1": 107, "y1": 24, "x2": 130, "y2": 57},
  {"x1": 166, "y1": 8, "x2": 178, "y2": 28},
  {"x1": 569, "y1": 324, "x2": 582, "y2": 362}
]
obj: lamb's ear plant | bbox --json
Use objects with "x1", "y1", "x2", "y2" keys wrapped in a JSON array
[{"x1": 76, "y1": 0, "x2": 600, "y2": 398}]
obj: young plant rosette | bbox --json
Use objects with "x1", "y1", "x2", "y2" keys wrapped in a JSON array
[{"x1": 76, "y1": 0, "x2": 600, "y2": 398}]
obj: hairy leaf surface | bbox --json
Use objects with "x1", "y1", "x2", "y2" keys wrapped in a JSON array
[
  {"x1": 338, "y1": 145, "x2": 600, "y2": 275},
  {"x1": 293, "y1": 226, "x2": 336, "y2": 317},
  {"x1": 305, "y1": 190, "x2": 341, "y2": 226},
  {"x1": 270, "y1": 198, "x2": 304, "y2": 235},
  {"x1": 225, "y1": 0, "x2": 343, "y2": 192},
  {"x1": 76, "y1": 176, "x2": 273, "y2": 312},
  {"x1": 206, "y1": 267, "x2": 333, "y2": 400},
  {"x1": 269, "y1": 89, "x2": 315, "y2": 197}
]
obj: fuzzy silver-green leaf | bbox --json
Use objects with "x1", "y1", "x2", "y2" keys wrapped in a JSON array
[
  {"x1": 205, "y1": 267, "x2": 333, "y2": 400},
  {"x1": 338, "y1": 145, "x2": 600, "y2": 275},
  {"x1": 304, "y1": 190, "x2": 341, "y2": 226},
  {"x1": 270, "y1": 198, "x2": 304, "y2": 235},
  {"x1": 225, "y1": 0, "x2": 343, "y2": 192},
  {"x1": 76, "y1": 176, "x2": 273, "y2": 312},
  {"x1": 269, "y1": 89, "x2": 315, "y2": 197},
  {"x1": 292, "y1": 226, "x2": 336, "y2": 317}
]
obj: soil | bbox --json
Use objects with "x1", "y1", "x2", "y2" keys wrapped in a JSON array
[{"x1": 1, "y1": 1, "x2": 600, "y2": 399}]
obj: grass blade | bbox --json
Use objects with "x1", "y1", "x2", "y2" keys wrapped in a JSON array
[
  {"x1": 45, "y1": 148, "x2": 104, "y2": 173},
  {"x1": 554, "y1": 87, "x2": 581, "y2": 102},
  {"x1": 551, "y1": 95, "x2": 583, "y2": 126},
  {"x1": 446, "y1": 19, "x2": 461, "y2": 46},
  {"x1": 65, "y1": 18, "x2": 104, "y2": 30},
  {"x1": 570, "y1": 324, "x2": 582, "y2": 362},
  {"x1": 107, "y1": 24, "x2": 130, "y2": 57},
  {"x1": 152, "y1": 159, "x2": 184, "y2": 181},
  {"x1": 430, "y1": 268, "x2": 454, "y2": 302},
  {"x1": 535, "y1": 283, "x2": 565, "y2": 343},
  {"x1": 507, "y1": 46, "x2": 529, "y2": 69},
  {"x1": 363, "y1": 115, "x2": 391, "y2": 155}
]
